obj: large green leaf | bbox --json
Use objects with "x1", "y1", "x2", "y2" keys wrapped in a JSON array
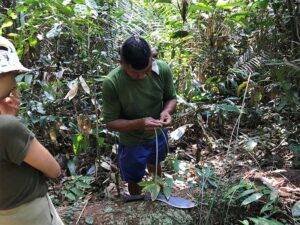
[
  {"x1": 142, "y1": 183, "x2": 160, "y2": 201},
  {"x1": 171, "y1": 30, "x2": 190, "y2": 39},
  {"x1": 236, "y1": 189, "x2": 256, "y2": 200},
  {"x1": 85, "y1": 216, "x2": 94, "y2": 225},
  {"x1": 189, "y1": 3, "x2": 213, "y2": 13},
  {"x1": 1, "y1": 20, "x2": 13, "y2": 28},
  {"x1": 239, "y1": 220, "x2": 249, "y2": 225},
  {"x1": 79, "y1": 176, "x2": 95, "y2": 182},
  {"x1": 249, "y1": 217, "x2": 283, "y2": 225},
  {"x1": 65, "y1": 192, "x2": 76, "y2": 201},
  {"x1": 216, "y1": 1, "x2": 246, "y2": 9},
  {"x1": 163, "y1": 177, "x2": 173, "y2": 199},
  {"x1": 75, "y1": 181, "x2": 91, "y2": 189},
  {"x1": 70, "y1": 187, "x2": 84, "y2": 197},
  {"x1": 163, "y1": 185, "x2": 172, "y2": 200},
  {"x1": 154, "y1": 0, "x2": 172, "y2": 3},
  {"x1": 241, "y1": 193, "x2": 263, "y2": 206}
]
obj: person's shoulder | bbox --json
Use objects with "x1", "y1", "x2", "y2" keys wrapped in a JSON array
[
  {"x1": 156, "y1": 60, "x2": 170, "y2": 70},
  {"x1": 107, "y1": 65, "x2": 122, "y2": 79},
  {"x1": 0, "y1": 115, "x2": 20, "y2": 126},
  {"x1": 0, "y1": 115, "x2": 25, "y2": 133},
  {"x1": 156, "y1": 59, "x2": 167, "y2": 66}
]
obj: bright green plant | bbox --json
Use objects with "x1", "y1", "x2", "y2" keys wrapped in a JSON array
[
  {"x1": 139, "y1": 175, "x2": 174, "y2": 201},
  {"x1": 196, "y1": 167, "x2": 218, "y2": 189},
  {"x1": 225, "y1": 179, "x2": 282, "y2": 222},
  {"x1": 61, "y1": 175, "x2": 95, "y2": 202},
  {"x1": 240, "y1": 217, "x2": 284, "y2": 225}
]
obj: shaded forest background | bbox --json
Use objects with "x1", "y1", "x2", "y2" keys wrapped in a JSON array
[{"x1": 1, "y1": 0, "x2": 300, "y2": 224}]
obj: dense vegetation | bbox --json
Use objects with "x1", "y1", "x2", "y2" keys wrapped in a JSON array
[{"x1": 1, "y1": 0, "x2": 300, "y2": 224}]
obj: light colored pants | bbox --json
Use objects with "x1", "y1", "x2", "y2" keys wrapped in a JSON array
[{"x1": 0, "y1": 194, "x2": 64, "y2": 225}]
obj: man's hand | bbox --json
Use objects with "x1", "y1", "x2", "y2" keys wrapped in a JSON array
[
  {"x1": 142, "y1": 117, "x2": 163, "y2": 130},
  {"x1": 0, "y1": 96, "x2": 20, "y2": 116},
  {"x1": 159, "y1": 111, "x2": 172, "y2": 127}
]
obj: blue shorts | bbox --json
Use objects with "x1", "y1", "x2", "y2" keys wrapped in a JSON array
[{"x1": 117, "y1": 129, "x2": 168, "y2": 183}]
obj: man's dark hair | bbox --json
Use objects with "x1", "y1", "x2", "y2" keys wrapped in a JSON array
[{"x1": 120, "y1": 36, "x2": 152, "y2": 70}]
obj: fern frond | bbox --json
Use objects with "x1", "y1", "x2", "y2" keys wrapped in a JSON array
[{"x1": 232, "y1": 48, "x2": 269, "y2": 78}]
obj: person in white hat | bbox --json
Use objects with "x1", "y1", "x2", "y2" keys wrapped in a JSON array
[{"x1": 0, "y1": 36, "x2": 64, "y2": 225}]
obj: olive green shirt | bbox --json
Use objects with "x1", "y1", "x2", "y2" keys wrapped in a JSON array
[
  {"x1": 0, "y1": 115, "x2": 48, "y2": 210},
  {"x1": 102, "y1": 60, "x2": 177, "y2": 146}
]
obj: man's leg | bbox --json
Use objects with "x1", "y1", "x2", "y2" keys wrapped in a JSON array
[
  {"x1": 128, "y1": 164, "x2": 161, "y2": 195},
  {"x1": 118, "y1": 144, "x2": 148, "y2": 195},
  {"x1": 147, "y1": 163, "x2": 162, "y2": 177},
  {"x1": 128, "y1": 182, "x2": 142, "y2": 195}
]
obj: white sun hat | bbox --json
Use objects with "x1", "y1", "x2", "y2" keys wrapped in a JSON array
[{"x1": 0, "y1": 36, "x2": 30, "y2": 75}]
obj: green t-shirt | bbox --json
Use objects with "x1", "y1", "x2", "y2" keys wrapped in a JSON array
[
  {"x1": 0, "y1": 115, "x2": 48, "y2": 210},
  {"x1": 102, "y1": 60, "x2": 177, "y2": 146}
]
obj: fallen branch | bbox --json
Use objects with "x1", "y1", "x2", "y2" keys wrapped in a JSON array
[{"x1": 76, "y1": 194, "x2": 92, "y2": 225}]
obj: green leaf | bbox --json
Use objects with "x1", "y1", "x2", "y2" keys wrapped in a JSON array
[
  {"x1": 150, "y1": 184, "x2": 160, "y2": 201},
  {"x1": 65, "y1": 192, "x2": 76, "y2": 201},
  {"x1": 70, "y1": 187, "x2": 84, "y2": 197},
  {"x1": 85, "y1": 216, "x2": 94, "y2": 224},
  {"x1": 79, "y1": 176, "x2": 95, "y2": 182},
  {"x1": 29, "y1": 37, "x2": 37, "y2": 47},
  {"x1": 75, "y1": 181, "x2": 91, "y2": 189},
  {"x1": 1, "y1": 20, "x2": 13, "y2": 28},
  {"x1": 142, "y1": 183, "x2": 160, "y2": 201},
  {"x1": 16, "y1": 5, "x2": 28, "y2": 12},
  {"x1": 163, "y1": 177, "x2": 173, "y2": 199},
  {"x1": 270, "y1": 190, "x2": 279, "y2": 202},
  {"x1": 236, "y1": 189, "x2": 256, "y2": 200},
  {"x1": 7, "y1": 33, "x2": 18, "y2": 37},
  {"x1": 241, "y1": 193, "x2": 263, "y2": 206},
  {"x1": 104, "y1": 207, "x2": 113, "y2": 213},
  {"x1": 190, "y1": 3, "x2": 213, "y2": 13},
  {"x1": 292, "y1": 201, "x2": 300, "y2": 217},
  {"x1": 171, "y1": 30, "x2": 190, "y2": 39},
  {"x1": 97, "y1": 136, "x2": 104, "y2": 146},
  {"x1": 173, "y1": 159, "x2": 180, "y2": 172},
  {"x1": 16, "y1": 74, "x2": 25, "y2": 82},
  {"x1": 25, "y1": 74, "x2": 33, "y2": 84},
  {"x1": 67, "y1": 159, "x2": 77, "y2": 176},
  {"x1": 216, "y1": 1, "x2": 246, "y2": 9},
  {"x1": 139, "y1": 180, "x2": 154, "y2": 187},
  {"x1": 72, "y1": 134, "x2": 85, "y2": 155},
  {"x1": 260, "y1": 201, "x2": 273, "y2": 214},
  {"x1": 216, "y1": 104, "x2": 240, "y2": 113},
  {"x1": 154, "y1": 0, "x2": 172, "y2": 3},
  {"x1": 165, "y1": 177, "x2": 173, "y2": 187},
  {"x1": 163, "y1": 185, "x2": 172, "y2": 200},
  {"x1": 8, "y1": 10, "x2": 17, "y2": 19},
  {"x1": 225, "y1": 183, "x2": 244, "y2": 198},
  {"x1": 249, "y1": 217, "x2": 283, "y2": 225},
  {"x1": 239, "y1": 220, "x2": 249, "y2": 225},
  {"x1": 237, "y1": 81, "x2": 248, "y2": 96}
]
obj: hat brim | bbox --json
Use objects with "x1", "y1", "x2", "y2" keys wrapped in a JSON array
[{"x1": 0, "y1": 64, "x2": 31, "y2": 76}]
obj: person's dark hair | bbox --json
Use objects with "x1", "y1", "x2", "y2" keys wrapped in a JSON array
[{"x1": 120, "y1": 36, "x2": 152, "y2": 70}]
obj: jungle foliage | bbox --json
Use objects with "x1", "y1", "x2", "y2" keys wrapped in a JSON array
[{"x1": 1, "y1": 0, "x2": 300, "y2": 224}]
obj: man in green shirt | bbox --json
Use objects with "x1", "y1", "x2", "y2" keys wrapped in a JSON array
[{"x1": 102, "y1": 36, "x2": 177, "y2": 195}]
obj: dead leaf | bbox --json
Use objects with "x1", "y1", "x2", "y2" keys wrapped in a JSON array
[
  {"x1": 77, "y1": 114, "x2": 92, "y2": 135},
  {"x1": 79, "y1": 76, "x2": 90, "y2": 94},
  {"x1": 64, "y1": 79, "x2": 79, "y2": 100}
]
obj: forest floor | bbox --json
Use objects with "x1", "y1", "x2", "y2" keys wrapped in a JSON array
[{"x1": 55, "y1": 147, "x2": 300, "y2": 225}]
